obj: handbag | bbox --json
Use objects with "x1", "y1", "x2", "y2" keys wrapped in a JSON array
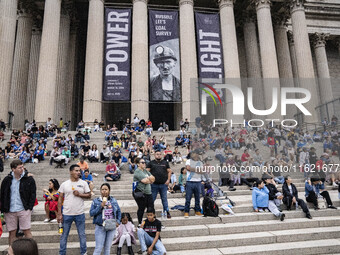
[
  {"x1": 133, "y1": 189, "x2": 145, "y2": 199},
  {"x1": 103, "y1": 218, "x2": 116, "y2": 231}
]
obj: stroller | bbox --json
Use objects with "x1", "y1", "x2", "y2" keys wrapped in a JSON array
[{"x1": 211, "y1": 182, "x2": 236, "y2": 207}]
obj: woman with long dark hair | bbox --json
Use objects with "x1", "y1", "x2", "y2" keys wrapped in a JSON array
[
  {"x1": 90, "y1": 183, "x2": 121, "y2": 255},
  {"x1": 43, "y1": 179, "x2": 60, "y2": 223}
]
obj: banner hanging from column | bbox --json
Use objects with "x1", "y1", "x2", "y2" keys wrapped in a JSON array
[
  {"x1": 103, "y1": 8, "x2": 132, "y2": 101},
  {"x1": 149, "y1": 9, "x2": 181, "y2": 102},
  {"x1": 195, "y1": 12, "x2": 224, "y2": 79}
]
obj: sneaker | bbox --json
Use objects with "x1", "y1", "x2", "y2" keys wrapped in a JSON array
[
  {"x1": 332, "y1": 182, "x2": 339, "y2": 188},
  {"x1": 306, "y1": 214, "x2": 313, "y2": 219},
  {"x1": 161, "y1": 225, "x2": 165, "y2": 229},
  {"x1": 50, "y1": 219, "x2": 57, "y2": 223},
  {"x1": 92, "y1": 173, "x2": 99, "y2": 177},
  {"x1": 258, "y1": 209, "x2": 264, "y2": 212},
  {"x1": 195, "y1": 211, "x2": 203, "y2": 217},
  {"x1": 184, "y1": 213, "x2": 189, "y2": 218},
  {"x1": 43, "y1": 218, "x2": 50, "y2": 223},
  {"x1": 328, "y1": 205, "x2": 337, "y2": 209},
  {"x1": 229, "y1": 187, "x2": 236, "y2": 191},
  {"x1": 167, "y1": 212, "x2": 171, "y2": 219},
  {"x1": 280, "y1": 213, "x2": 285, "y2": 221}
]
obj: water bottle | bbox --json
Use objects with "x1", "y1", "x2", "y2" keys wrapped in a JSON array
[{"x1": 58, "y1": 222, "x2": 63, "y2": 235}]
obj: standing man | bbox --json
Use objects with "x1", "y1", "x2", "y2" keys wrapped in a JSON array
[
  {"x1": 147, "y1": 150, "x2": 172, "y2": 219},
  {"x1": 57, "y1": 164, "x2": 91, "y2": 255},
  {"x1": 184, "y1": 150, "x2": 204, "y2": 218},
  {"x1": 0, "y1": 160, "x2": 36, "y2": 245}
]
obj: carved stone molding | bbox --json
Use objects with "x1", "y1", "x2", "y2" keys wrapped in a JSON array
[
  {"x1": 311, "y1": 32, "x2": 329, "y2": 49},
  {"x1": 289, "y1": 0, "x2": 306, "y2": 14},
  {"x1": 252, "y1": 0, "x2": 272, "y2": 11},
  {"x1": 178, "y1": 0, "x2": 194, "y2": 7},
  {"x1": 218, "y1": 0, "x2": 235, "y2": 9},
  {"x1": 272, "y1": 11, "x2": 290, "y2": 27}
]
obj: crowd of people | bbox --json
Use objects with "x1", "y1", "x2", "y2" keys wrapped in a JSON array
[{"x1": 0, "y1": 115, "x2": 339, "y2": 255}]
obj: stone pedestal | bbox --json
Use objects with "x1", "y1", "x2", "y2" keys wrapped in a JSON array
[
  {"x1": 34, "y1": 0, "x2": 62, "y2": 125},
  {"x1": 83, "y1": 0, "x2": 104, "y2": 124},
  {"x1": 290, "y1": 0, "x2": 319, "y2": 123},
  {"x1": 131, "y1": 0, "x2": 149, "y2": 120},
  {"x1": 179, "y1": 0, "x2": 199, "y2": 124},
  {"x1": 9, "y1": 9, "x2": 33, "y2": 129},
  {"x1": 25, "y1": 26, "x2": 42, "y2": 123},
  {"x1": 0, "y1": 0, "x2": 18, "y2": 123}
]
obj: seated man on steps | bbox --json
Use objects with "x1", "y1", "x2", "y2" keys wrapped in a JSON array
[
  {"x1": 282, "y1": 175, "x2": 312, "y2": 219},
  {"x1": 305, "y1": 176, "x2": 337, "y2": 210}
]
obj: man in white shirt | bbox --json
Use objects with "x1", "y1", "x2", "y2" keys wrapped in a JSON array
[
  {"x1": 184, "y1": 150, "x2": 204, "y2": 218},
  {"x1": 57, "y1": 164, "x2": 91, "y2": 255}
]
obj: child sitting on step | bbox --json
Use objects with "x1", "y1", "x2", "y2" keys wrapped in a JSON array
[{"x1": 113, "y1": 213, "x2": 136, "y2": 255}]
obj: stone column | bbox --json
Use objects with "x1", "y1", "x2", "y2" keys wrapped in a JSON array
[
  {"x1": 289, "y1": 0, "x2": 319, "y2": 123},
  {"x1": 83, "y1": 0, "x2": 104, "y2": 123},
  {"x1": 311, "y1": 32, "x2": 334, "y2": 119},
  {"x1": 0, "y1": 0, "x2": 18, "y2": 123},
  {"x1": 179, "y1": 0, "x2": 199, "y2": 124},
  {"x1": 287, "y1": 31, "x2": 299, "y2": 82},
  {"x1": 9, "y1": 6, "x2": 33, "y2": 129},
  {"x1": 66, "y1": 22, "x2": 78, "y2": 126},
  {"x1": 219, "y1": 0, "x2": 243, "y2": 120},
  {"x1": 25, "y1": 25, "x2": 42, "y2": 123},
  {"x1": 254, "y1": 0, "x2": 281, "y2": 119},
  {"x1": 54, "y1": 9, "x2": 70, "y2": 123},
  {"x1": 273, "y1": 13, "x2": 296, "y2": 119},
  {"x1": 131, "y1": 0, "x2": 149, "y2": 120},
  {"x1": 34, "y1": 0, "x2": 62, "y2": 125},
  {"x1": 243, "y1": 11, "x2": 265, "y2": 114}
]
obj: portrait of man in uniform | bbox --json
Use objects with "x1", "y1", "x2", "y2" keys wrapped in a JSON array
[{"x1": 150, "y1": 45, "x2": 181, "y2": 102}]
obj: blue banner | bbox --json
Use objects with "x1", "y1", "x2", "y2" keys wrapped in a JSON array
[{"x1": 103, "y1": 8, "x2": 132, "y2": 101}]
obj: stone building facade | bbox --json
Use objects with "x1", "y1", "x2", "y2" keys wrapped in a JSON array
[{"x1": 0, "y1": 0, "x2": 340, "y2": 130}]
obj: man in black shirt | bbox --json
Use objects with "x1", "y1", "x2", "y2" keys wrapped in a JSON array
[
  {"x1": 147, "y1": 150, "x2": 172, "y2": 218},
  {"x1": 309, "y1": 147, "x2": 317, "y2": 166},
  {"x1": 137, "y1": 208, "x2": 166, "y2": 255},
  {"x1": 128, "y1": 151, "x2": 138, "y2": 174}
]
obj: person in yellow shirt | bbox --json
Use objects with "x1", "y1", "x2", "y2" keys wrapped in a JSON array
[{"x1": 113, "y1": 139, "x2": 122, "y2": 148}]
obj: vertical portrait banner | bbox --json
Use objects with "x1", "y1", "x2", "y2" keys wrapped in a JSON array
[
  {"x1": 195, "y1": 12, "x2": 225, "y2": 102},
  {"x1": 103, "y1": 8, "x2": 132, "y2": 101},
  {"x1": 149, "y1": 10, "x2": 181, "y2": 102}
]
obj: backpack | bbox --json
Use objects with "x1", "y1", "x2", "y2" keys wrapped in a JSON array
[{"x1": 203, "y1": 195, "x2": 219, "y2": 217}]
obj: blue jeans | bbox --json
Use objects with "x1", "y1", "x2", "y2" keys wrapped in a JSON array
[
  {"x1": 151, "y1": 184, "x2": 169, "y2": 212},
  {"x1": 93, "y1": 225, "x2": 116, "y2": 255},
  {"x1": 129, "y1": 164, "x2": 137, "y2": 173},
  {"x1": 137, "y1": 228, "x2": 166, "y2": 255},
  {"x1": 184, "y1": 182, "x2": 201, "y2": 213},
  {"x1": 274, "y1": 176, "x2": 285, "y2": 184},
  {"x1": 59, "y1": 214, "x2": 86, "y2": 255},
  {"x1": 215, "y1": 154, "x2": 225, "y2": 164}
]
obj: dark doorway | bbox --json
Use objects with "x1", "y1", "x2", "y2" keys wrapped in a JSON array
[{"x1": 149, "y1": 103, "x2": 175, "y2": 130}]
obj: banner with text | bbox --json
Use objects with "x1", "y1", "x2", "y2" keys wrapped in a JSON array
[
  {"x1": 103, "y1": 8, "x2": 131, "y2": 101},
  {"x1": 195, "y1": 12, "x2": 225, "y2": 103},
  {"x1": 149, "y1": 9, "x2": 181, "y2": 102}
]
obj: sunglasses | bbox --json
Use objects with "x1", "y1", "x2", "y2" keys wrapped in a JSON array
[{"x1": 140, "y1": 161, "x2": 146, "y2": 164}]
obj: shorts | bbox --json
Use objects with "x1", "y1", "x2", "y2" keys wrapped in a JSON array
[{"x1": 4, "y1": 210, "x2": 32, "y2": 232}]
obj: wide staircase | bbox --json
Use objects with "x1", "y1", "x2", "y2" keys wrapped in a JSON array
[{"x1": 1, "y1": 131, "x2": 340, "y2": 255}]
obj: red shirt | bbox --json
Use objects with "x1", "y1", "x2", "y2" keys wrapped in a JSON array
[
  {"x1": 241, "y1": 153, "x2": 250, "y2": 162},
  {"x1": 106, "y1": 164, "x2": 117, "y2": 174},
  {"x1": 267, "y1": 137, "x2": 275, "y2": 146}
]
